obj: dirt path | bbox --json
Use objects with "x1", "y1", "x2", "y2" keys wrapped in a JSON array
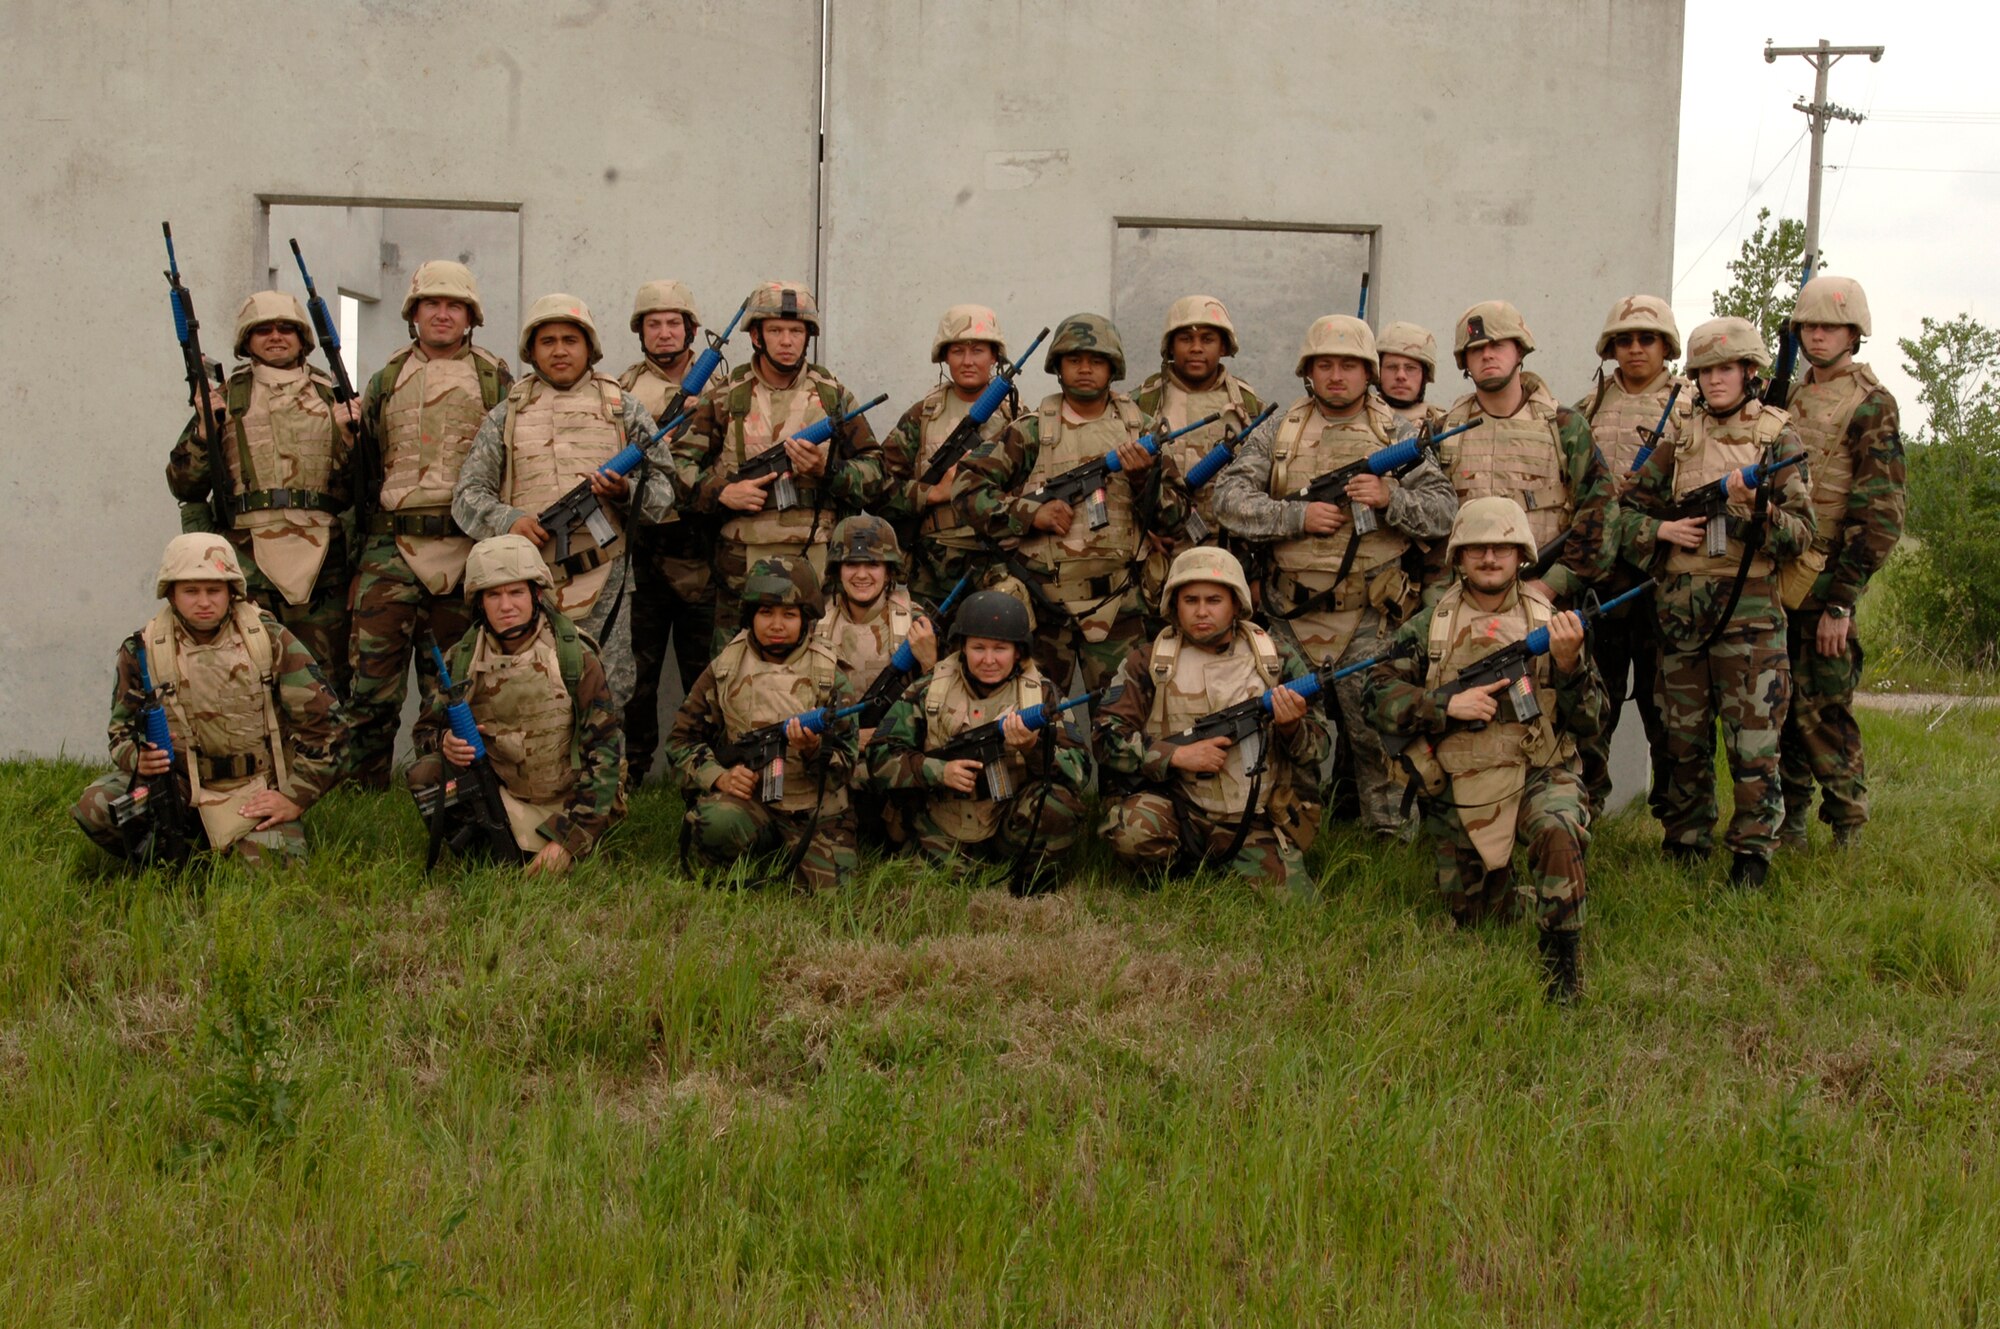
[{"x1": 1857, "y1": 692, "x2": 2000, "y2": 712}]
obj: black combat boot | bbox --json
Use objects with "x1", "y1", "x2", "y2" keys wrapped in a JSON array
[
  {"x1": 1832, "y1": 824, "x2": 1862, "y2": 849},
  {"x1": 1537, "y1": 928, "x2": 1581, "y2": 1003},
  {"x1": 1662, "y1": 841, "x2": 1710, "y2": 869},
  {"x1": 1729, "y1": 852, "x2": 1770, "y2": 888}
]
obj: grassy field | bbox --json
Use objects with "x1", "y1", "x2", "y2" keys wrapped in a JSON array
[{"x1": 3, "y1": 707, "x2": 1998, "y2": 1325}]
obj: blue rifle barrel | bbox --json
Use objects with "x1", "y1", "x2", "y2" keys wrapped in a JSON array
[
  {"x1": 430, "y1": 645, "x2": 489, "y2": 760},
  {"x1": 1518, "y1": 582, "x2": 1655, "y2": 657},
  {"x1": 967, "y1": 326, "x2": 1050, "y2": 423},
  {"x1": 796, "y1": 701, "x2": 869, "y2": 734},
  {"x1": 1014, "y1": 684, "x2": 1121, "y2": 733},
  {"x1": 1183, "y1": 402, "x2": 1281, "y2": 490},
  {"x1": 287, "y1": 239, "x2": 355, "y2": 401},
  {"x1": 884, "y1": 574, "x2": 974, "y2": 674},
  {"x1": 135, "y1": 645, "x2": 176, "y2": 760},
  {"x1": 1101, "y1": 412, "x2": 1223, "y2": 475},
  {"x1": 1264, "y1": 647, "x2": 1402, "y2": 710},
  {"x1": 1356, "y1": 271, "x2": 1370, "y2": 320},
  {"x1": 679, "y1": 300, "x2": 749, "y2": 400},
  {"x1": 791, "y1": 393, "x2": 888, "y2": 448},
  {"x1": 1710, "y1": 451, "x2": 1804, "y2": 499},
  {"x1": 592, "y1": 407, "x2": 695, "y2": 482},
  {"x1": 1628, "y1": 382, "x2": 1684, "y2": 472}
]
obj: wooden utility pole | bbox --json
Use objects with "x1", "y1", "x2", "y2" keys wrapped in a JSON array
[{"x1": 1765, "y1": 38, "x2": 1885, "y2": 277}]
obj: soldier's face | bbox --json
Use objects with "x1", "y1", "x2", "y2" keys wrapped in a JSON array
[
  {"x1": 1696, "y1": 362, "x2": 1749, "y2": 412},
  {"x1": 1798, "y1": 322, "x2": 1858, "y2": 365},
  {"x1": 642, "y1": 310, "x2": 690, "y2": 360},
  {"x1": 962, "y1": 637, "x2": 1019, "y2": 685},
  {"x1": 531, "y1": 323, "x2": 591, "y2": 388},
  {"x1": 944, "y1": 341, "x2": 999, "y2": 393},
  {"x1": 839, "y1": 560, "x2": 887, "y2": 606},
  {"x1": 1305, "y1": 355, "x2": 1371, "y2": 410},
  {"x1": 1379, "y1": 353, "x2": 1427, "y2": 404},
  {"x1": 1058, "y1": 352, "x2": 1113, "y2": 401},
  {"x1": 169, "y1": 580, "x2": 231, "y2": 631},
  {"x1": 481, "y1": 583, "x2": 537, "y2": 635},
  {"x1": 1174, "y1": 582, "x2": 1237, "y2": 645},
  {"x1": 1456, "y1": 543, "x2": 1522, "y2": 594},
  {"x1": 415, "y1": 298, "x2": 472, "y2": 351},
  {"x1": 1170, "y1": 327, "x2": 1226, "y2": 385},
  {"x1": 754, "y1": 318, "x2": 810, "y2": 371},
  {"x1": 1468, "y1": 340, "x2": 1522, "y2": 392},
  {"x1": 752, "y1": 604, "x2": 803, "y2": 650},
  {"x1": 1611, "y1": 330, "x2": 1667, "y2": 386},
  {"x1": 247, "y1": 322, "x2": 304, "y2": 368}
]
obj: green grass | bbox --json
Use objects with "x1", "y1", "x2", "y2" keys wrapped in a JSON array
[
  {"x1": 1858, "y1": 544, "x2": 2000, "y2": 697},
  {"x1": 3, "y1": 709, "x2": 1998, "y2": 1324}
]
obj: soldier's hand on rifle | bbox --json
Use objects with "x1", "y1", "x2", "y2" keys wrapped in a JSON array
[
  {"x1": 1112, "y1": 439, "x2": 1155, "y2": 475},
  {"x1": 1268, "y1": 685, "x2": 1308, "y2": 733},
  {"x1": 586, "y1": 467, "x2": 630, "y2": 500},
  {"x1": 334, "y1": 398, "x2": 362, "y2": 431},
  {"x1": 1445, "y1": 678, "x2": 1510, "y2": 724},
  {"x1": 1547, "y1": 610, "x2": 1585, "y2": 672},
  {"x1": 1346, "y1": 474, "x2": 1392, "y2": 510},
  {"x1": 1302, "y1": 501, "x2": 1348, "y2": 536},
  {"x1": 525, "y1": 842, "x2": 573, "y2": 877},
  {"x1": 1724, "y1": 467, "x2": 1755, "y2": 509},
  {"x1": 1655, "y1": 516, "x2": 1705, "y2": 550},
  {"x1": 786, "y1": 716, "x2": 823, "y2": 758},
  {"x1": 721, "y1": 471, "x2": 777, "y2": 513},
  {"x1": 442, "y1": 729, "x2": 484, "y2": 768},
  {"x1": 925, "y1": 465, "x2": 957, "y2": 507},
  {"x1": 716, "y1": 765, "x2": 759, "y2": 800},
  {"x1": 784, "y1": 436, "x2": 829, "y2": 479},
  {"x1": 238, "y1": 787, "x2": 303, "y2": 831},
  {"x1": 940, "y1": 758, "x2": 984, "y2": 794},
  {"x1": 136, "y1": 743, "x2": 172, "y2": 778},
  {"x1": 509, "y1": 514, "x2": 552, "y2": 547},
  {"x1": 907, "y1": 616, "x2": 939, "y2": 672},
  {"x1": 204, "y1": 386, "x2": 230, "y2": 421},
  {"x1": 1031, "y1": 499, "x2": 1074, "y2": 536},
  {"x1": 1169, "y1": 735, "x2": 1232, "y2": 773},
  {"x1": 1001, "y1": 711, "x2": 1037, "y2": 752}
]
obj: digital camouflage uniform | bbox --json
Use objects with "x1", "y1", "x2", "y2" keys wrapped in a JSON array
[
  {"x1": 167, "y1": 291, "x2": 356, "y2": 698},
  {"x1": 1776, "y1": 277, "x2": 1906, "y2": 841}
]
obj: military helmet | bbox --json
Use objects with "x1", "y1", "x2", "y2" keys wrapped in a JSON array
[
  {"x1": 1594, "y1": 294, "x2": 1680, "y2": 360},
  {"x1": 400, "y1": 260, "x2": 484, "y2": 327},
  {"x1": 1376, "y1": 321, "x2": 1438, "y2": 379},
  {"x1": 931, "y1": 304, "x2": 1006, "y2": 363},
  {"x1": 232, "y1": 290, "x2": 315, "y2": 358},
  {"x1": 1295, "y1": 315, "x2": 1378, "y2": 378},
  {"x1": 825, "y1": 514, "x2": 903, "y2": 568},
  {"x1": 1043, "y1": 313, "x2": 1126, "y2": 381},
  {"x1": 1787, "y1": 274, "x2": 1872, "y2": 337},
  {"x1": 1684, "y1": 317, "x2": 1771, "y2": 374},
  {"x1": 1453, "y1": 300, "x2": 1536, "y2": 369},
  {"x1": 742, "y1": 555, "x2": 824, "y2": 623},
  {"x1": 1160, "y1": 294, "x2": 1240, "y2": 359},
  {"x1": 463, "y1": 534, "x2": 553, "y2": 603},
  {"x1": 155, "y1": 533, "x2": 246, "y2": 598},
  {"x1": 744, "y1": 280, "x2": 821, "y2": 336},
  {"x1": 518, "y1": 293, "x2": 603, "y2": 365},
  {"x1": 950, "y1": 590, "x2": 1032, "y2": 646},
  {"x1": 1446, "y1": 496, "x2": 1538, "y2": 565},
  {"x1": 630, "y1": 279, "x2": 701, "y2": 333},
  {"x1": 1161, "y1": 545, "x2": 1253, "y2": 616}
]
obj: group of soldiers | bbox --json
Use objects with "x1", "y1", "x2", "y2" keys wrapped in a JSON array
[{"x1": 69, "y1": 258, "x2": 1905, "y2": 1000}]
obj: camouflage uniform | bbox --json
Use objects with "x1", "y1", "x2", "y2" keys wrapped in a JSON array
[
  {"x1": 952, "y1": 315, "x2": 1193, "y2": 692},
  {"x1": 1776, "y1": 278, "x2": 1906, "y2": 840},
  {"x1": 167, "y1": 291, "x2": 355, "y2": 698}
]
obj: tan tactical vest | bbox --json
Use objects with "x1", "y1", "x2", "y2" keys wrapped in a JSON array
[
  {"x1": 1664, "y1": 401, "x2": 1789, "y2": 579},
  {"x1": 814, "y1": 587, "x2": 914, "y2": 695},
  {"x1": 711, "y1": 633, "x2": 847, "y2": 816},
  {"x1": 230, "y1": 362, "x2": 344, "y2": 502},
  {"x1": 714, "y1": 366, "x2": 846, "y2": 555},
  {"x1": 618, "y1": 357, "x2": 689, "y2": 425},
  {"x1": 921, "y1": 654, "x2": 1045, "y2": 843},
  {"x1": 1440, "y1": 374, "x2": 1572, "y2": 548},
  {"x1": 380, "y1": 347, "x2": 494, "y2": 594},
  {"x1": 1787, "y1": 361, "x2": 1877, "y2": 553},
  {"x1": 1154, "y1": 371, "x2": 1254, "y2": 532},
  {"x1": 501, "y1": 373, "x2": 627, "y2": 613},
  {"x1": 144, "y1": 602, "x2": 286, "y2": 799},
  {"x1": 1584, "y1": 370, "x2": 1680, "y2": 477},
  {"x1": 1268, "y1": 394, "x2": 1407, "y2": 583},
  {"x1": 465, "y1": 620, "x2": 577, "y2": 807},
  {"x1": 1018, "y1": 393, "x2": 1147, "y2": 582},
  {"x1": 915, "y1": 387, "x2": 986, "y2": 547},
  {"x1": 1145, "y1": 623, "x2": 1282, "y2": 819}
]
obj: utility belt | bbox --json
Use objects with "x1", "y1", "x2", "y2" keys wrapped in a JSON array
[
  {"x1": 197, "y1": 750, "x2": 269, "y2": 783},
  {"x1": 236, "y1": 488, "x2": 344, "y2": 515},
  {"x1": 556, "y1": 544, "x2": 613, "y2": 579},
  {"x1": 364, "y1": 507, "x2": 461, "y2": 538}
]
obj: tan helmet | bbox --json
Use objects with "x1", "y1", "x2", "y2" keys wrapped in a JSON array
[
  {"x1": 400, "y1": 260, "x2": 484, "y2": 327},
  {"x1": 630, "y1": 279, "x2": 701, "y2": 333},
  {"x1": 826, "y1": 514, "x2": 903, "y2": 568},
  {"x1": 1160, "y1": 294, "x2": 1240, "y2": 359},
  {"x1": 463, "y1": 533, "x2": 553, "y2": 602},
  {"x1": 1295, "y1": 315, "x2": 1378, "y2": 378},
  {"x1": 1161, "y1": 545, "x2": 1253, "y2": 615},
  {"x1": 742, "y1": 555, "x2": 824, "y2": 625},
  {"x1": 1453, "y1": 300, "x2": 1535, "y2": 369},
  {"x1": 1043, "y1": 313, "x2": 1126, "y2": 381},
  {"x1": 518, "y1": 293, "x2": 603, "y2": 365},
  {"x1": 1594, "y1": 294, "x2": 1680, "y2": 360},
  {"x1": 1684, "y1": 317, "x2": 1771, "y2": 374},
  {"x1": 744, "y1": 280, "x2": 821, "y2": 336},
  {"x1": 155, "y1": 533, "x2": 246, "y2": 598},
  {"x1": 232, "y1": 290, "x2": 314, "y2": 358},
  {"x1": 1376, "y1": 321, "x2": 1438, "y2": 379},
  {"x1": 931, "y1": 304, "x2": 1006, "y2": 363},
  {"x1": 1445, "y1": 496, "x2": 1537, "y2": 565},
  {"x1": 1787, "y1": 274, "x2": 1872, "y2": 337}
]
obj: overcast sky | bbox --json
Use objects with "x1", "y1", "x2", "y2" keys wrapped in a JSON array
[{"x1": 1673, "y1": 0, "x2": 1995, "y2": 434}]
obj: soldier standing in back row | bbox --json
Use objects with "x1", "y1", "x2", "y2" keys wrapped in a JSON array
[
  {"x1": 345, "y1": 261, "x2": 513, "y2": 787},
  {"x1": 167, "y1": 291, "x2": 358, "y2": 696},
  {"x1": 1374, "y1": 322, "x2": 1444, "y2": 431},
  {"x1": 1776, "y1": 275, "x2": 1905, "y2": 849},
  {"x1": 617, "y1": 280, "x2": 716, "y2": 780}
]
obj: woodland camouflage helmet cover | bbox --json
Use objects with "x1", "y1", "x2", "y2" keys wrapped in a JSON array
[
  {"x1": 1684, "y1": 316, "x2": 1772, "y2": 373},
  {"x1": 463, "y1": 534, "x2": 553, "y2": 602},
  {"x1": 155, "y1": 533, "x2": 247, "y2": 598},
  {"x1": 1787, "y1": 274, "x2": 1872, "y2": 337},
  {"x1": 232, "y1": 290, "x2": 315, "y2": 358},
  {"x1": 630, "y1": 279, "x2": 701, "y2": 333},
  {"x1": 1161, "y1": 545, "x2": 1254, "y2": 615},
  {"x1": 1295, "y1": 314, "x2": 1378, "y2": 377},
  {"x1": 950, "y1": 590, "x2": 1032, "y2": 645},
  {"x1": 745, "y1": 280, "x2": 821, "y2": 336},
  {"x1": 825, "y1": 514, "x2": 904, "y2": 568},
  {"x1": 1375, "y1": 321, "x2": 1438, "y2": 378},
  {"x1": 400, "y1": 260, "x2": 485, "y2": 327},
  {"x1": 1043, "y1": 313, "x2": 1126, "y2": 381},
  {"x1": 931, "y1": 304, "x2": 1006, "y2": 363},
  {"x1": 1594, "y1": 293, "x2": 1680, "y2": 360},
  {"x1": 1160, "y1": 295, "x2": 1240, "y2": 358},
  {"x1": 1452, "y1": 300, "x2": 1536, "y2": 369},
  {"x1": 518, "y1": 293, "x2": 603, "y2": 365},
  {"x1": 742, "y1": 555, "x2": 825, "y2": 623},
  {"x1": 1446, "y1": 495, "x2": 1538, "y2": 565}
]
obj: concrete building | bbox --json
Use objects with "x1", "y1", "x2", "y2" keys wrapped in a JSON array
[{"x1": 1, "y1": 0, "x2": 1683, "y2": 811}]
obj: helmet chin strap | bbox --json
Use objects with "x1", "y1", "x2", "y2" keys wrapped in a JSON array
[{"x1": 485, "y1": 597, "x2": 541, "y2": 645}]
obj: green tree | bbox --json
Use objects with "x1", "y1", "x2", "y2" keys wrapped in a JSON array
[
  {"x1": 1897, "y1": 314, "x2": 2000, "y2": 665},
  {"x1": 1710, "y1": 208, "x2": 1818, "y2": 353}
]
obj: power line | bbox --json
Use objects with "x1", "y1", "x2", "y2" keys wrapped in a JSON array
[{"x1": 1673, "y1": 132, "x2": 1808, "y2": 296}]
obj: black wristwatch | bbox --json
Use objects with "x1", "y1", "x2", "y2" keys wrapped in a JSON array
[{"x1": 1823, "y1": 604, "x2": 1851, "y2": 620}]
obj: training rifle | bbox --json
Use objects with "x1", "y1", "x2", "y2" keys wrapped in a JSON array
[
  {"x1": 714, "y1": 701, "x2": 868, "y2": 804},
  {"x1": 1156, "y1": 639, "x2": 1417, "y2": 758},
  {"x1": 1291, "y1": 416, "x2": 1480, "y2": 534},
  {"x1": 1421, "y1": 581, "x2": 1654, "y2": 730},
  {"x1": 162, "y1": 223, "x2": 233, "y2": 529},
  {"x1": 1659, "y1": 452, "x2": 1807, "y2": 561},
  {"x1": 287, "y1": 239, "x2": 369, "y2": 525},
  {"x1": 1356, "y1": 271, "x2": 1371, "y2": 321},
  {"x1": 1022, "y1": 412, "x2": 1223, "y2": 531},
  {"x1": 107, "y1": 641, "x2": 202, "y2": 863},
  {"x1": 732, "y1": 394, "x2": 890, "y2": 511},
  {"x1": 660, "y1": 298, "x2": 749, "y2": 420},
  {"x1": 1526, "y1": 385, "x2": 1685, "y2": 581},
  {"x1": 1176, "y1": 402, "x2": 1280, "y2": 542},
  {"x1": 930, "y1": 683, "x2": 1123, "y2": 802},
  {"x1": 534, "y1": 407, "x2": 695, "y2": 567},
  {"x1": 854, "y1": 573, "x2": 976, "y2": 728},
  {"x1": 412, "y1": 644, "x2": 522, "y2": 867},
  {"x1": 1763, "y1": 257, "x2": 1817, "y2": 409},
  {"x1": 918, "y1": 326, "x2": 1052, "y2": 487}
]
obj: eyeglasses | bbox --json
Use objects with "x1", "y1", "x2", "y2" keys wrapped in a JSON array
[
  {"x1": 248, "y1": 323, "x2": 294, "y2": 338},
  {"x1": 1612, "y1": 332, "x2": 1661, "y2": 349}
]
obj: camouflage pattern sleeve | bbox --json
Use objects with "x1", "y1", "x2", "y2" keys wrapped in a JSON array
[
  {"x1": 1092, "y1": 644, "x2": 1164, "y2": 784},
  {"x1": 1550, "y1": 407, "x2": 1612, "y2": 599},
  {"x1": 105, "y1": 634, "x2": 148, "y2": 774},
  {"x1": 1136, "y1": 420, "x2": 1193, "y2": 535},
  {"x1": 358, "y1": 360, "x2": 394, "y2": 453},
  {"x1": 545, "y1": 644, "x2": 624, "y2": 858},
  {"x1": 825, "y1": 384, "x2": 887, "y2": 511},
  {"x1": 952, "y1": 413, "x2": 1043, "y2": 540},
  {"x1": 1826, "y1": 387, "x2": 1906, "y2": 609},
  {"x1": 863, "y1": 673, "x2": 937, "y2": 789},
  {"x1": 619, "y1": 393, "x2": 677, "y2": 525},
  {"x1": 1385, "y1": 456, "x2": 1460, "y2": 542},
  {"x1": 1606, "y1": 428, "x2": 1678, "y2": 565},
  {"x1": 1549, "y1": 635, "x2": 1609, "y2": 744},
  {"x1": 1364, "y1": 610, "x2": 1444, "y2": 737},
  {"x1": 876, "y1": 399, "x2": 932, "y2": 526},
  {"x1": 1761, "y1": 426, "x2": 1818, "y2": 565},
  {"x1": 1209, "y1": 415, "x2": 1301, "y2": 541},
  {"x1": 166, "y1": 411, "x2": 214, "y2": 504},
  {"x1": 674, "y1": 380, "x2": 733, "y2": 514},
  {"x1": 263, "y1": 614, "x2": 345, "y2": 810},
  {"x1": 451, "y1": 401, "x2": 522, "y2": 539},
  {"x1": 665, "y1": 664, "x2": 729, "y2": 794},
  {"x1": 1272, "y1": 632, "x2": 1336, "y2": 769}
]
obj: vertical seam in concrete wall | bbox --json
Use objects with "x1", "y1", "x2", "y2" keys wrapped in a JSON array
[{"x1": 814, "y1": 0, "x2": 829, "y2": 321}]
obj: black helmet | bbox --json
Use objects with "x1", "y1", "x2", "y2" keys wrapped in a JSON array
[{"x1": 950, "y1": 590, "x2": 1032, "y2": 646}]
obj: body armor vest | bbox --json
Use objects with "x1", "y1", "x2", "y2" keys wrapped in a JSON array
[
  {"x1": 1150, "y1": 370, "x2": 1253, "y2": 535},
  {"x1": 227, "y1": 363, "x2": 347, "y2": 604},
  {"x1": 711, "y1": 633, "x2": 847, "y2": 816},
  {"x1": 144, "y1": 602, "x2": 286, "y2": 800},
  {"x1": 1665, "y1": 401, "x2": 1788, "y2": 579},
  {"x1": 466, "y1": 620, "x2": 578, "y2": 807},
  {"x1": 1145, "y1": 623, "x2": 1282, "y2": 819},
  {"x1": 1018, "y1": 393, "x2": 1147, "y2": 580},
  {"x1": 815, "y1": 588, "x2": 914, "y2": 695},
  {"x1": 915, "y1": 387, "x2": 986, "y2": 546},
  {"x1": 1440, "y1": 374, "x2": 1572, "y2": 548},
  {"x1": 619, "y1": 357, "x2": 689, "y2": 425},
  {"x1": 1268, "y1": 394, "x2": 1407, "y2": 582},
  {"x1": 1787, "y1": 361, "x2": 1876, "y2": 552},
  {"x1": 715, "y1": 365, "x2": 846, "y2": 553},
  {"x1": 921, "y1": 655, "x2": 1045, "y2": 843},
  {"x1": 1585, "y1": 370, "x2": 1679, "y2": 477},
  {"x1": 501, "y1": 373, "x2": 626, "y2": 612},
  {"x1": 380, "y1": 346, "x2": 496, "y2": 594}
]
